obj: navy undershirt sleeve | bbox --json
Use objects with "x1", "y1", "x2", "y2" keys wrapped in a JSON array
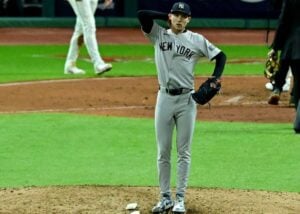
[
  {"x1": 137, "y1": 10, "x2": 168, "y2": 34},
  {"x1": 211, "y1": 51, "x2": 226, "y2": 79}
]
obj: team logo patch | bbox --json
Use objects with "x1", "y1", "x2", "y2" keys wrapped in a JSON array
[{"x1": 179, "y1": 3, "x2": 184, "y2": 9}]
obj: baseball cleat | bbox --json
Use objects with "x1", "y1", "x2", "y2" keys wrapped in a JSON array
[
  {"x1": 64, "y1": 66, "x2": 86, "y2": 75},
  {"x1": 95, "y1": 63, "x2": 112, "y2": 75},
  {"x1": 172, "y1": 194, "x2": 185, "y2": 214},
  {"x1": 152, "y1": 194, "x2": 174, "y2": 214},
  {"x1": 268, "y1": 88, "x2": 281, "y2": 105}
]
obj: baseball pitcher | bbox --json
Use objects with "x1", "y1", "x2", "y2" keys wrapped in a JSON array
[{"x1": 138, "y1": 2, "x2": 226, "y2": 214}]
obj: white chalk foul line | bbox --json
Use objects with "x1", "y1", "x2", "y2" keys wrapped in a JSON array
[
  {"x1": 0, "y1": 77, "x2": 154, "y2": 87},
  {"x1": 0, "y1": 105, "x2": 154, "y2": 115},
  {"x1": 0, "y1": 76, "x2": 265, "y2": 87}
]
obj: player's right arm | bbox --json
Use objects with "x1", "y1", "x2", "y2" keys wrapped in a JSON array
[{"x1": 137, "y1": 10, "x2": 168, "y2": 34}]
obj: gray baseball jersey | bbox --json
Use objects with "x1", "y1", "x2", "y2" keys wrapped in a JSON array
[
  {"x1": 143, "y1": 22, "x2": 221, "y2": 197},
  {"x1": 146, "y1": 22, "x2": 221, "y2": 89}
]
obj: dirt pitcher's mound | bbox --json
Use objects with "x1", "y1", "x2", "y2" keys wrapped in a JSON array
[{"x1": 0, "y1": 186, "x2": 300, "y2": 214}]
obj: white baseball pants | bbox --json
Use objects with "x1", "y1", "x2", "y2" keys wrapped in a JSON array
[{"x1": 66, "y1": 0, "x2": 104, "y2": 68}]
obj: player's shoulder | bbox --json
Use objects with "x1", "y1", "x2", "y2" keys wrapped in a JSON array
[
  {"x1": 185, "y1": 30, "x2": 205, "y2": 41},
  {"x1": 151, "y1": 22, "x2": 168, "y2": 34}
]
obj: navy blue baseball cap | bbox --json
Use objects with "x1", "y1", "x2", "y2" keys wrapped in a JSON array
[{"x1": 170, "y1": 2, "x2": 191, "y2": 16}]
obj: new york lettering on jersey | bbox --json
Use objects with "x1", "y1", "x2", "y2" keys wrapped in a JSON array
[{"x1": 159, "y1": 41, "x2": 195, "y2": 60}]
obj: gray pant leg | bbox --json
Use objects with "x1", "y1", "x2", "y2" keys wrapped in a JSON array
[
  {"x1": 155, "y1": 92, "x2": 197, "y2": 196},
  {"x1": 175, "y1": 95, "x2": 197, "y2": 196},
  {"x1": 155, "y1": 91, "x2": 175, "y2": 196}
]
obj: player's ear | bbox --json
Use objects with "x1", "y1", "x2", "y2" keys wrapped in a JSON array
[
  {"x1": 187, "y1": 16, "x2": 191, "y2": 23},
  {"x1": 167, "y1": 13, "x2": 172, "y2": 26}
]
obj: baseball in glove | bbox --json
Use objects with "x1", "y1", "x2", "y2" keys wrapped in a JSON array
[
  {"x1": 264, "y1": 51, "x2": 279, "y2": 80},
  {"x1": 192, "y1": 77, "x2": 221, "y2": 105}
]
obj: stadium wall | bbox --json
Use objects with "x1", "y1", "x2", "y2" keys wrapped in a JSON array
[
  {"x1": 0, "y1": 17, "x2": 278, "y2": 29},
  {"x1": 0, "y1": 0, "x2": 279, "y2": 29}
]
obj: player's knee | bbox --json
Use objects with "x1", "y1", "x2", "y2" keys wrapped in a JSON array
[{"x1": 83, "y1": 25, "x2": 96, "y2": 35}]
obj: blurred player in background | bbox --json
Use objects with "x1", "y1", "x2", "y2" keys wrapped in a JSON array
[
  {"x1": 266, "y1": 0, "x2": 294, "y2": 106},
  {"x1": 268, "y1": 0, "x2": 300, "y2": 133},
  {"x1": 64, "y1": 0, "x2": 113, "y2": 75}
]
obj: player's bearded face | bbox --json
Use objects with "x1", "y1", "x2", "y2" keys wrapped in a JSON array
[{"x1": 169, "y1": 12, "x2": 191, "y2": 34}]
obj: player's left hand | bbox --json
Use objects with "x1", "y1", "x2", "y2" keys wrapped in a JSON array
[{"x1": 192, "y1": 77, "x2": 221, "y2": 105}]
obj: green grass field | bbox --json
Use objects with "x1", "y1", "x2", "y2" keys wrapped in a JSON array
[
  {"x1": 0, "y1": 44, "x2": 268, "y2": 83},
  {"x1": 0, "y1": 45, "x2": 299, "y2": 193}
]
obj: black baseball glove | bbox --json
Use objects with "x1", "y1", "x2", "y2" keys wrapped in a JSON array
[
  {"x1": 192, "y1": 77, "x2": 221, "y2": 105},
  {"x1": 264, "y1": 52, "x2": 279, "y2": 80}
]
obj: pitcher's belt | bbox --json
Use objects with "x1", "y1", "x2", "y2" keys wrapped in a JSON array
[{"x1": 159, "y1": 86, "x2": 193, "y2": 96}]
